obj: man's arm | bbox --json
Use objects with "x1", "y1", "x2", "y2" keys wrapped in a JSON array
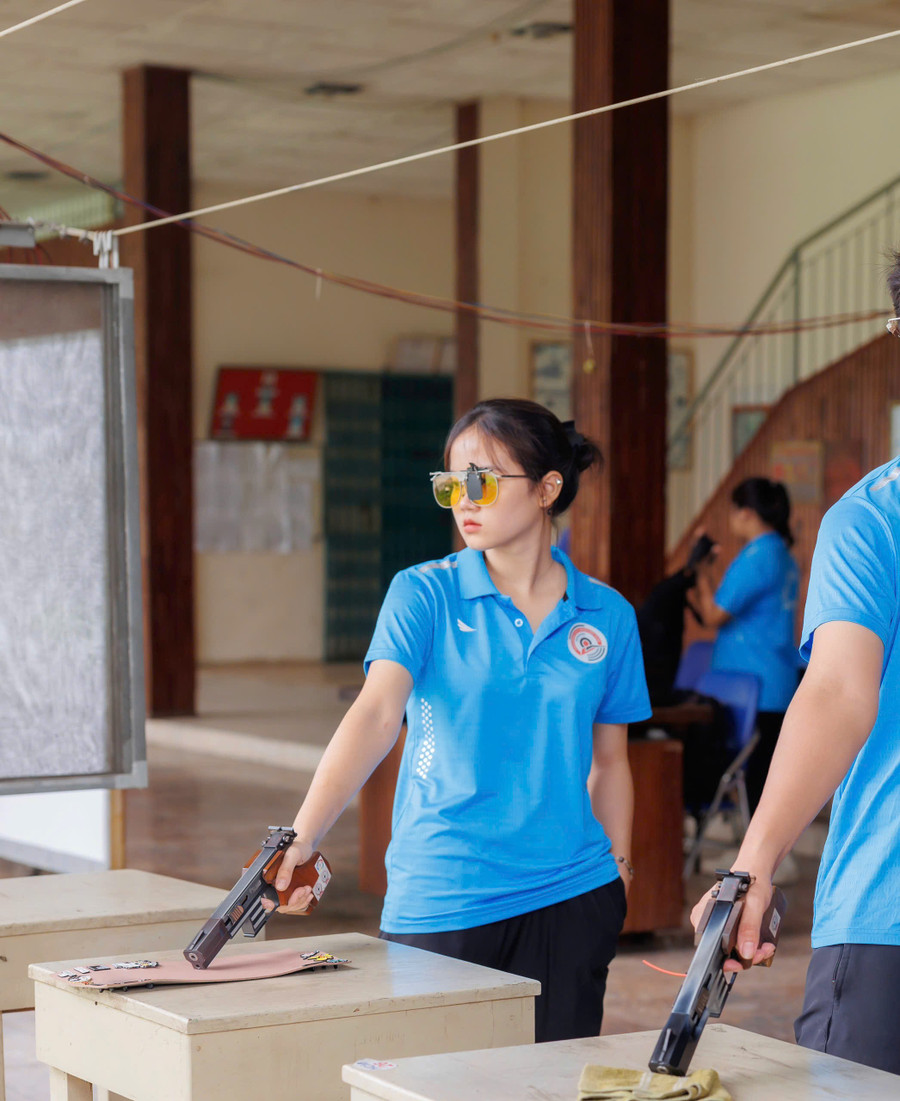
[
  {"x1": 588, "y1": 722, "x2": 634, "y2": 893},
  {"x1": 691, "y1": 620, "x2": 882, "y2": 966}
]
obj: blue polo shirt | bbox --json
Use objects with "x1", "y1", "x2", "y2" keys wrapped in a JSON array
[
  {"x1": 802, "y1": 458, "x2": 900, "y2": 948},
  {"x1": 712, "y1": 532, "x2": 799, "y2": 712},
  {"x1": 365, "y1": 546, "x2": 651, "y2": 933}
]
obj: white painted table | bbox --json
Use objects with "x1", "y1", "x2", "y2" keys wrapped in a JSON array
[
  {"x1": 342, "y1": 1022, "x2": 900, "y2": 1099},
  {"x1": 30, "y1": 932, "x2": 538, "y2": 1101},
  {"x1": 0, "y1": 870, "x2": 224, "y2": 1101}
]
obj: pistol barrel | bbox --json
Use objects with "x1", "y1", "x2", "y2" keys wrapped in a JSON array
[
  {"x1": 184, "y1": 916, "x2": 231, "y2": 969},
  {"x1": 183, "y1": 826, "x2": 297, "y2": 969}
]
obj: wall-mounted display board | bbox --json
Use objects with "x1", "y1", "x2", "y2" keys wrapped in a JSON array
[
  {"x1": 209, "y1": 366, "x2": 318, "y2": 441},
  {"x1": 0, "y1": 264, "x2": 145, "y2": 798}
]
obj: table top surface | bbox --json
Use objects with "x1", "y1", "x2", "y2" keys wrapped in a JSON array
[
  {"x1": 29, "y1": 931, "x2": 539, "y2": 1035},
  {"x1": 0, "y1": 870, "x2": 225, "y2": 936},
  {"x1": 341, "y1": 1023, "x2": 899, "y2": 1100}
]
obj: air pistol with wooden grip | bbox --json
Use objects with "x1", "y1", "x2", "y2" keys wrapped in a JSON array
[
  {"x1": 649, "y1": 869, "x2": 787, "y2": 1076},
  {"x1": 183, "y1": 827, "x2": 332, "y2": 969}
]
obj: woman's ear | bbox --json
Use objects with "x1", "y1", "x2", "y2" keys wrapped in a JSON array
[{"x1": 540, "y1": 470, "x2": 564, "y2": 509}]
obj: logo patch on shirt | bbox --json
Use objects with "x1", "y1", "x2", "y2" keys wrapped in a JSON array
[
  {"x1": 567, "y1": 623, "x2": 608, "y2": 663},
  {"x1": 456, "y1": 618, "x2": 476, "y2": 633}
]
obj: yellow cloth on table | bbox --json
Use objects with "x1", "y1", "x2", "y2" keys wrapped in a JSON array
[{"x1": 577, "y1": 1065, "x2": 732, "y2": 1101}]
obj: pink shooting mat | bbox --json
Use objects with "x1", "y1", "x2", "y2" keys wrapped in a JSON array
[{"x1": 60, "y1": 949, "x2": 350, "y2": 991}]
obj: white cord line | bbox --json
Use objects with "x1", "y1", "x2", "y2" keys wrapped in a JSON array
[
  {"x1": 113, "y1": 24, "x2": 900, "y2": 238},
  {"x1": 0, "y1": 0, "x2": 89, "y2": 41}
]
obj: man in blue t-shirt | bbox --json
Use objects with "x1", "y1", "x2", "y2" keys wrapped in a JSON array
[{"x1": 692, "y1": 262, "x2": 900, "y2": 1075}]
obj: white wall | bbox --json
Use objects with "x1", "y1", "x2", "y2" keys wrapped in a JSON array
[
  {"x1": 687, "y1": 67, "x2": 900, "y2": 389},
  {"x1": 479, "y1": 98, "x2": 572, "y2": 399},
  {"x1": 192, "y1": 186, "x2": 454, "y2": 663},
  {"x1": 669, "y1": 113, "x2": 695, "y2": 328}
]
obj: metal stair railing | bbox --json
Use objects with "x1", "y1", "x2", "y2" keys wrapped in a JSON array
[{"x1": 668, "y1": 173, "x2": 900, "y2": 542}]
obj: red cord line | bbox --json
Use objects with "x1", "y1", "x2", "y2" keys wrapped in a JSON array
[
  {"x1": 642, "y1": 959, "x2": 688, "y2": 978},
  {"x1": 0, "y1": 127, "x2": 886, "y2": 341}
]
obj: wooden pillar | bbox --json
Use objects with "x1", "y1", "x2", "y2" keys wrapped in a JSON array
[
  {"x1": 122, "y1": 66, "x2": 195, "y2": 716},
  {"x1": 454, "y1": 101, "x2": 480, "y2": 419},
  {"x1": 570, "y1": 1, "x2": 669, "y2": 605}
]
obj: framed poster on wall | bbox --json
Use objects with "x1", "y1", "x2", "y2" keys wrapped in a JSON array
[
  {"x1": 770, "y1": 440, "x2": 824, "y2": 505},
  {"x1": 731, "y1": 404, "x2": 769, "y2": 460},
  {"x1": 530, "y1": 341, "x2": 572, "y2": 422},
  {"x1": 209, "y1": 366, "x2": 319, "y2": 441}
]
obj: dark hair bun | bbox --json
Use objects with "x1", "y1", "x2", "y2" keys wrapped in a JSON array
[{"x1": 563, "y1": 421, "x2": 603, "y2": 475}]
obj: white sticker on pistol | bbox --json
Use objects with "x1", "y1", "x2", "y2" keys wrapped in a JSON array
[{"x1": 313, "y1": 856, "x2": 331, "y2": 899}]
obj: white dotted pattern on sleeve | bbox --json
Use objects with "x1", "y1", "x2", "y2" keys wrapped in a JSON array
[{"x1": 415, "y1": 699, "x2": 436, "y2": 780}]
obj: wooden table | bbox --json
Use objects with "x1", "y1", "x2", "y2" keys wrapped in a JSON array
[
  {"x1": 647, "y1": 701, "x2": 716, "y2": 727},
  {"x1": 342, "y1": 1022, "x2": 900, "y2": 1100},
  {"x1": 359, "y1": 734, "x2": 684, "y2": 934},
  {"x1": 30, "y1": 931, "x2": 539, "y2": 1101},
  {"x1": 0, "y1": 870, "x2": 224, "y2": 1101}
]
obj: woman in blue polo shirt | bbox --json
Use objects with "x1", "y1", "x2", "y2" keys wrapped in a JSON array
[
  {"x1": 695, "y1": 477, "x2": 799, "y2": 809},
  {"x1": 267, "y1": 398, "x2": 651, "y2": 1042}
]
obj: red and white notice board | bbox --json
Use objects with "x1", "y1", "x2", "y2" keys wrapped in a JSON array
[{"x1": 209, "y1": 367, "x2": 319, "y2": 441}]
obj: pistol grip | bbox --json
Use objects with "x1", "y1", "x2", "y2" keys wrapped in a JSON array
[
  {"x1": 727, "y1": 886, "x2": 788, "y2": 966},
  {"x1": 264, "y1": 851, "x2": 332, "y2": 911},
  {"x1": 759, "y1": 887, "x2": 787, "y2": 952}
]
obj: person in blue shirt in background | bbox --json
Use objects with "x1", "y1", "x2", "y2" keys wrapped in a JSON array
[
  {"x1": 689, "y1": 257, "x2": 900, "y2": 1076},
  {"x1": 694, "y1": 478, "x2": 799, "y2": 810},
  {"x1": 264, "y1": 398, "x2": 651, "y2": 1042}
]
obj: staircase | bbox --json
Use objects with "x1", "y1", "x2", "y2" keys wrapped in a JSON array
[
  {"x1": 668, "y1": 173, "x2": 900, "y2": 545},
  {"x1": 666, "y1": 331, "x2": 900, "y2": 604}
]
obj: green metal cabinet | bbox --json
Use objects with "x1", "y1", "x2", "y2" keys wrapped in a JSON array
[{"x1": 323, "y1": 372, "x2": 453, "y2": 661}]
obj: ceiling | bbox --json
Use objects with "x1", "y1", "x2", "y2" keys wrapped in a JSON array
[{"x1": 2, "y1": 0, "x2": 900, "y2": 215}]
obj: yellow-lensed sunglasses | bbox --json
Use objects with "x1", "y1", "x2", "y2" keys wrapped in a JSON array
[{"x1": 429, "y1": 464, "x2": 530, "y2": 508}]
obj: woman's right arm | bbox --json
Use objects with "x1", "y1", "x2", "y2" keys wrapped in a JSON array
[{"x1": 268, "y1": 658, "x2": 413, "y2": 913}]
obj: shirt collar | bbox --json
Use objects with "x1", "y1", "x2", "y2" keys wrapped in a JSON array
[
  {"x1": 555, "y1": 545, "x2": 609, "y2": 609},
  {"x1": 457, "y1": 548, "x2": 497, "y2": 599},
  {"x1": 457, "y1": 545, "x2": 609, "y2": 610}
]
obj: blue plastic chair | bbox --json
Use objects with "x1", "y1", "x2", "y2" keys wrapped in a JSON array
[
  {"x1": 683, "y1": 668, "x2": 761, "y2": 878},
  {"x1": 674, "y1": 640, "x2": 715, "y2": 691}
]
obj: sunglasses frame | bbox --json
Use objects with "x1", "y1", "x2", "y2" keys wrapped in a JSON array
[{"x1": 429, "y1": 466, "x2": 531, "y2": 508}]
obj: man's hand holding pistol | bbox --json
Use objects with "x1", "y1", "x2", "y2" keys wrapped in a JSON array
[{"x1": 691, "y1": 869, "x2": 778, "y2": 972}]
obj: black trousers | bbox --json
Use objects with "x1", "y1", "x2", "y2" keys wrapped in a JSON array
[
  {"x1": 795, "y1": 943, "x2": 900, "y2": 1075},
  {"x1": 380, "y1": 878, "x2": 627, "y2": 1043}
]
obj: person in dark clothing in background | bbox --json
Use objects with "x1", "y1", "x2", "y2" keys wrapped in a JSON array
[
  {"x1": 636, "y1": 534, "x2": 714, "y2": 706},
  {"x1": 694, "y1": 478, "x2": 799, "y2": 812},
  {"x1": 636, "y1": 535, "x2": 730, "y2": 818}
]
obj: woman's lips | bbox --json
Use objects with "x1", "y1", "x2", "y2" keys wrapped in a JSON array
[{"x1": 463, "y1": 520, "x2": 481, "y2": 530}]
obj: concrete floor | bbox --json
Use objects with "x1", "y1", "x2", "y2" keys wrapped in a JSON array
[{"x1": 1, "y1": 662, "x2": 821, "y2": 1099}]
